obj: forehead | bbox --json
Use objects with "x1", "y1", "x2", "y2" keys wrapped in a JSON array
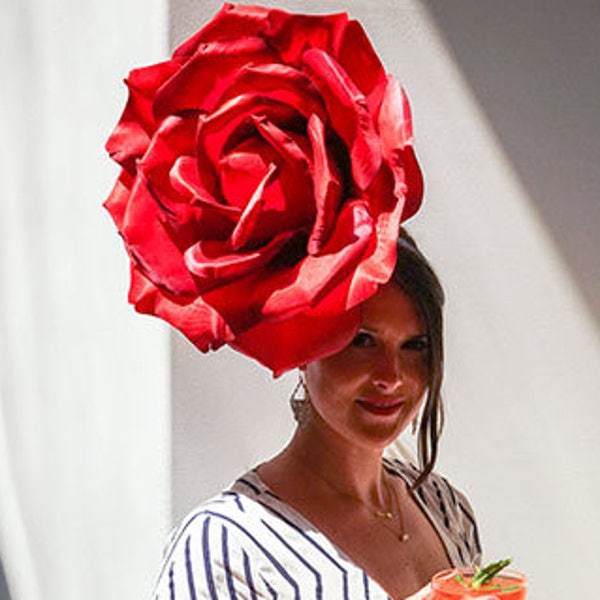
[{"x1": 359, "y1": 283, "x2": 425, "y2": 333}]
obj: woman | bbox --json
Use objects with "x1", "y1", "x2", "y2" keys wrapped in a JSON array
[
  {"x1": 103, "y1": 5, "x2": 481, "y2": 598},
  {"x1": 151, "y1": 231, "x2": 481, "y2": 600}
]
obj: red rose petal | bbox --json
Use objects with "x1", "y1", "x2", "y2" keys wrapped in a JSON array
[
  {"x1": 230, "y1": 162, "x2": 278, "y2": 250},
  {"x1": 337, "y1": 19, "x2": 387, "y2": 109},
  {"x1": 154, "y1": 37, "x2": 276, "y2": 117},
  {"x1": 231, "y1": 308, "x2": 360, "y2": 376},
  {"x1": 218, "y1": 134, "x2": 315, "y2": 243},
  {"x1": 106, "y1": 61, "x2": 179, "y2": 173},
  {"x1": 137, "y1": 115, "x2": 197, "y2": 207},
  {"x1": 213, "y1": 63, "x2": 327, "y2": 123},
  {"x1": 170, "y1": 156, "x2": 240, "y2": 219},
  {"x1": 378, "y1": 76, "x2": 424, "y2": 218},
  {"x1": 303, "y1": 48, "x2": 382, "y2": 192},
  {"x1": 260, "y1": 200, "x2": 373, "y2": 318},
  {"x1": 307, "y1": 113, "x2": 342, "y2": 255},
  {"x1": 346, "y1": 183, "x2": 404, "y2": 308},
  {"x1": 266, "y1": 9, "x2": 350, "y2": 67},
  {"x1": 103, "y1": 169, "x2": 134, "y2": 230},
  {"x1": 252, "y1": 115, "x2": 311, "y2": 169},
  {"x1": 184, "y1": 229, "x2": 294, "y2": 283},
  {"x1": 129, "y1": 264, "x2": 233, "y2": 352},
  {"x1": 198, "y1": 94, "x2": 300, "y2": 167},
  {"x1": 115, "y1": 176, "x2": 197, "y2": 295},
  {"x1": 173, "y1": 4, "x2": 271, "y2": 58}
]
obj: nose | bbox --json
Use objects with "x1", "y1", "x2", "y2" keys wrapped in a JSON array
[{"x1": 372, "y1": 349, "x2": 403, "y2": 393}]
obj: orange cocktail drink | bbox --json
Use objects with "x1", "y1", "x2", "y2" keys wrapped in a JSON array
[{"x1": 431, "y1": 568, "x2": 527, "y2": 599}]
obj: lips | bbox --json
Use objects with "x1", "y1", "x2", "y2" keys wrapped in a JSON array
[{"x1": 355, "y1": 397, "x2": 404, "y2": 417}]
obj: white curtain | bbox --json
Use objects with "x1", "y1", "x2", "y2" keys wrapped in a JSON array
[{"x1": 0, "y1": 1, "x2": 170, "y2": 599}]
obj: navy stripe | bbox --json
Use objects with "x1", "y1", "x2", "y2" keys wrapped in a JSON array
[
  {"x1": 458, "y1": 502, "x2": 482, "y2": 555},
  {"x1": 184, "y1": 536, "x2": 197, "y2": 600},
  {"x1": 237, "y1": 477, "x2": 261, "y2": 495},
  {"x1": 168, "y1": 563, "x2": 175, "y2": 600},
  {"x1": 242, "y1": 549, "x2": 259, "y2": 600},
  {"x1": 255, "y1": 503, "x2": 349, "y2": 599},
  {"x1": 203, "y1": 511, "x2": 300, "y2": 599},
  {"x1": 201, "y1": 518, "x2": 219, "y2": 600},
  {"x1": 262, "y1": 521, "x2": 323, "y2": 599},
  {"x1": 261, "y1": 575, "x2": 279, "y2": 599},
  {"x1": 222, "y1": 491, "x2": 245, "y2": 512},
  {"x1": 362, "y1": 570, "x2": 370, "y2": 600},
  {"x1": 441, "y1": 477, "x2": 459, "y2": 506},
  {"x1": 222, "y1": 525, "x2": 238, "y2": 599}
]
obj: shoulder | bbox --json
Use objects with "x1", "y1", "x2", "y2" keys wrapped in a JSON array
[
  {"x1": 151, "y1": 473, "x2": 342, "y2": 599},
  {"x1": 384, "y1": 457, "x2": 476, "y2": 520},
  {"x1": 152, "y1": 479, "x2": 289, "y2": 599}
]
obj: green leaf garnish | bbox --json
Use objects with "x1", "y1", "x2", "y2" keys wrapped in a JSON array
[{"x1": 470, "y1": 558, "x2": 513, "y2": 589}]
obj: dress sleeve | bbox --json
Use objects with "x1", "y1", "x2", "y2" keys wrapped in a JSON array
[{"x1": 152, "y1": 511, "x2": 275, "y2": 600}]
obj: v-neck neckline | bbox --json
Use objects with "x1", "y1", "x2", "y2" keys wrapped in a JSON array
[
  {"x1": 233, "y1": 465, "x2": 407, "y2": 599},
  {"x1": 231, "y1": 458, "x2": 456, "y2": 599}
]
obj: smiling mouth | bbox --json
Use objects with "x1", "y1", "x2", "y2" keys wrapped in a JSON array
[{"x1": 356, "y1": 399, "x2": 404, "y2": 416}]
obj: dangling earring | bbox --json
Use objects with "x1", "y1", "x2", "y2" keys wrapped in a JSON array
[
  {"x1": 290, "y1": 371, "x2": 311, "y2": 427},
  {"x1": 411, "y1": 416, "x2": 419, "y2": 435}
]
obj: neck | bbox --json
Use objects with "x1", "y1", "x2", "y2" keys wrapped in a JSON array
[{"x1": 279, "y1": 420, "x2": 388, "y2": 507}]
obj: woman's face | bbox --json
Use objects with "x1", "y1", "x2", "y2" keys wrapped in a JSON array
[{"x1": 303, "y1": 283, "x2": 429, "y2": 450}]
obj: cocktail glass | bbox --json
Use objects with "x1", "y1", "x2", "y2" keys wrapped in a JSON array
[{"x1": 430, "y1": 568, "x2": 527, "y2": 599}]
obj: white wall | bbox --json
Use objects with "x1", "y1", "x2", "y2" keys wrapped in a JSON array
[
  {"x1": 170, "y1": 3, "x2": 600, "y2": 600},
  {"x1": 0, "y1": 0, "x2": 170, "y2": 599}
]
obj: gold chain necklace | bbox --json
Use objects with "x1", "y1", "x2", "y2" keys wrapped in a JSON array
[
  {"x1": 384, "y1": 475, "x2": 410, "y2": 543},
  {"x1": 298, "y1": 459, "x2": 410, "y2": 543}
]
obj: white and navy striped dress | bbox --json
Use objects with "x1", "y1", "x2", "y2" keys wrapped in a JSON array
[{"x1": 153, "y1": 459, "x2": 481, "y2": 599}]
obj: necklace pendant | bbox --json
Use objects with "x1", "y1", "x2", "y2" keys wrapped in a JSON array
[{"x1": 375, "y1": 510, "x2": 393, "y2": 519}]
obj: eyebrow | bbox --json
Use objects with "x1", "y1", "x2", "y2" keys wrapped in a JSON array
[{"x1": 357, "y1": 327, "x2": 428, "y2": 338}]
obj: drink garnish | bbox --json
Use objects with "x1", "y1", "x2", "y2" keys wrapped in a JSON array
[{"x1": 454, "y1": 558, "x2": 515, "y2": 591}]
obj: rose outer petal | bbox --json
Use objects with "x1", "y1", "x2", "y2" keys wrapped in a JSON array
[
  {"x1": 154, "y1": 37, "x2": 276, "y2": 117},
  {"x1": 378, "y1": 75, "x2": 424, "y2": 219},
  {"x1": 303, "y1": 48, "x2": 382, "y2": 192},
  {"x1": 266, "y1": 9, "x2": 351, "y2": 69},
  {"x1": 109, "y1": 174, "x2": 197, "y2": 296},
  {"x1": 105, "y1": 61, "x2": 179, "y2": 173},
  {"x1": 231, "y1": 308, "x2": 361, "y2": 377},
  {"x1": 128, "y1": 264, "x2": 234, "y2": 352},
  {"x1": 307, "y1": 113, "x2": 342, "y2": 255},
  {"x1": 172, "y1": 4, "x2": 272, "y2": 58},
  {"x1": 346, "y1": 177, "x2": 405, "y2": 308},
  {"x1": 335, "y1": 19, "x2": 388, "y2": 112}
]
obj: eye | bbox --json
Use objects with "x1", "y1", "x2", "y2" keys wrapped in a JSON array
[
  {"x1": 351, "y1": 330, "x2": 377, "y2": 348},
  {"x1": 403, "y1": 335, "x2": 430, "y2": 353}
]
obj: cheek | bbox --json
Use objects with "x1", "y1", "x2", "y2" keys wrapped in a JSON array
[{"x1": 304, "y1": 357, "x2": 363, "y2": 405}]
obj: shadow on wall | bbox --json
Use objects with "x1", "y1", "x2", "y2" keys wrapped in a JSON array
[
  {"x1": 424, "y1": 0, "x2": 600, "y2": 327},
  {"x1": 0, "y1": 557, "x2": 11, "y2": 600}
]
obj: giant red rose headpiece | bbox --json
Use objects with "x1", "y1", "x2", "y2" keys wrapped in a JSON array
[{"x1": 105, "y1": 3, "x2": 423, "y2": 376}]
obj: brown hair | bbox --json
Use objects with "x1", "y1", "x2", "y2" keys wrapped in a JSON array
[{"x1": 392, "y1": 229, "x2": 445, "y2": 488}]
